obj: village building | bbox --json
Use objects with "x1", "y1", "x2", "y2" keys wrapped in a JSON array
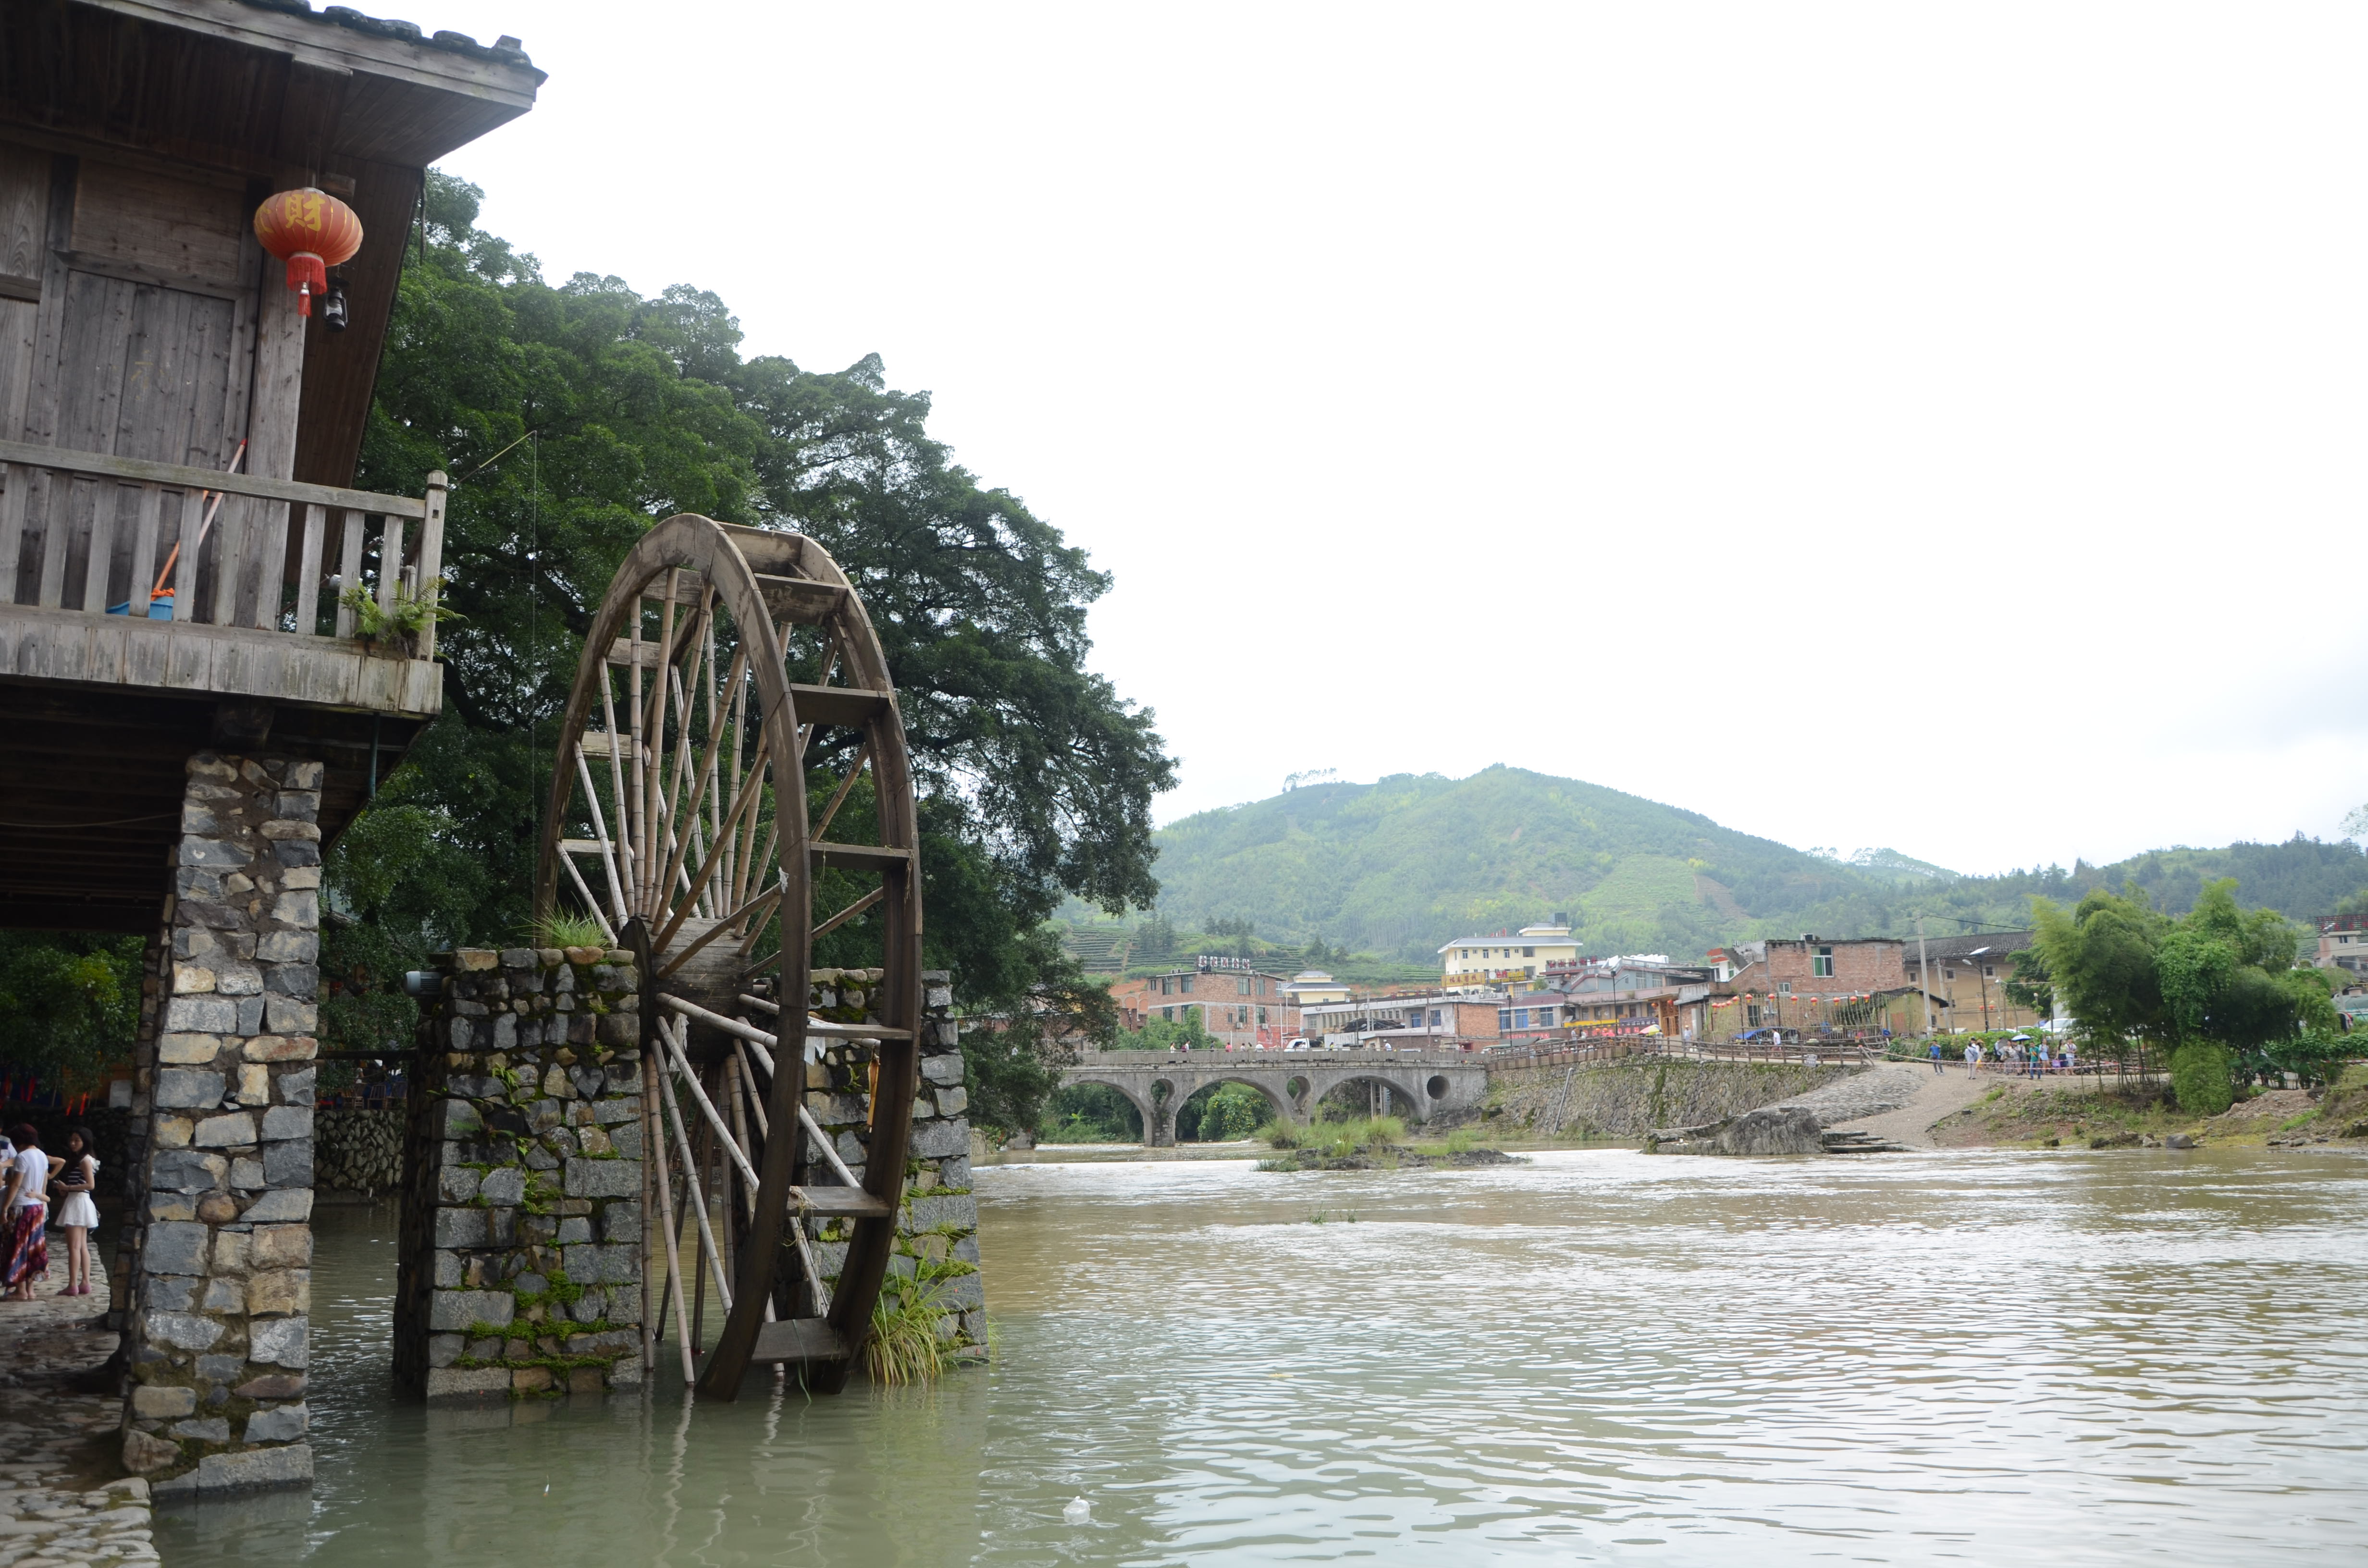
[
  {"x1": 2307, "y1": 915, "x2": 2368, "y2": 1021},
  {"x1": 1440, "y1": 919, "x2": 1581, "y2": 984},
  {"x1": 1279, "y1": 969, "x2": 1353, "y2": 1006},
  {"x1": 1109, "y1": 956, "x2": 1299, "y2": 1048},
  {"x1": 1708, "y1": 937, "x2": 1936, "y2": 1038},
  {"x1": 1297, "y1": 993, "x2": 1500, "y2": 1049},
  {"x1": 1902, "y1": 931, "x2": 2044, "y2": 1032}
]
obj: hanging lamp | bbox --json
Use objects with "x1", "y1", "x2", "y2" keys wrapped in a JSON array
[{"x1": 253, "y1": 187, "x2": 363, "y2": 318}]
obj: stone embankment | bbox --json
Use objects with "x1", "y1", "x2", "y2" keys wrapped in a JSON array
[
  {"x1": 315, "y1": 1108, "x2": 402, "y2": 1196},
  {"x1": 1487, "y1": 1058, "x2": 1862, "y2": 1139},
  {"x1": 0, "y1": 1290, "x2": 154, "y2": 1563}
]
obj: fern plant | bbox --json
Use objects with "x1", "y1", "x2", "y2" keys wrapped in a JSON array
[{"x1": 340, "y1": 575, "x2": 461, "y2": 652}]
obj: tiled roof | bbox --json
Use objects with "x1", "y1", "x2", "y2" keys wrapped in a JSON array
[
  {"x1": 1909, "y1": 931, "x2": 2035, "y2": 962},
  {"x1": 238, "y1": 0, "x2": 541, "y2": 72}
]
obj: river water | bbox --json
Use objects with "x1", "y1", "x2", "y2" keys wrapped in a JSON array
[{"x1": 154, "y1": 1147, "x2": 2368, "y2": 1566}]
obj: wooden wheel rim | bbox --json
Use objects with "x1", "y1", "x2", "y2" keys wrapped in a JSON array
[{"x1": 533, "y1": 514, "x2": 922, "y2": 1397}]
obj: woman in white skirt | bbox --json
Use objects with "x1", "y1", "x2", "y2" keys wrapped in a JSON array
[{"x1": 49, "y1": 1128, "x2": 98, "y2": 1297}]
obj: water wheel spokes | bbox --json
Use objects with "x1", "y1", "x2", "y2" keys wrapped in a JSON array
[{"x1": 535, "y1": 515, "x2": 920, "y2": 1399}]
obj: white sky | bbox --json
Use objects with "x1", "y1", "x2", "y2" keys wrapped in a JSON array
[{"x1": 415, "y1": 1, "x2": 2368, "y2": 876}]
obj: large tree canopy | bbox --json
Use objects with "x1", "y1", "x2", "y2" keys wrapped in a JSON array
[{"x1": 316, "y1": 173, "x2": 1172, "y2": 1126}]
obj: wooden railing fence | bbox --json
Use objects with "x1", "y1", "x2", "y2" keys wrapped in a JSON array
[{"x1": 0, "y1": 441, "x2": 448, "y2": 659}]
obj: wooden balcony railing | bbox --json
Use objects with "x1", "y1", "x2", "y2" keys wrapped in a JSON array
[{"x1": 0, "y1": 441, "x2": 448, "y2": 660}]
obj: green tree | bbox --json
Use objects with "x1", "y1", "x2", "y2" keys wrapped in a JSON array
[
  {"x1": 325, "y1": 172, "x2": 1172, "y2": 1136},
  {"x1": 2002, "y1": 946, "x2": 2054, "y2": 1021},
  {"x1": 0, "y1": 933, "x2": 143, "y2": 1083},
  {"x1": 2034, "y1": 880, "x2": 2328, "y2": 1113}
]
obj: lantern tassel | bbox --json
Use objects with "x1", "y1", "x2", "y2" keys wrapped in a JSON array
[{"x1": 285, "y1": 253, "x2": 327, "y2": 316}]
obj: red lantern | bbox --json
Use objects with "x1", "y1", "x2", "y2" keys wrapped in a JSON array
[{"x1": 253, "y1": 188, "x2": 363, "y2": 317}]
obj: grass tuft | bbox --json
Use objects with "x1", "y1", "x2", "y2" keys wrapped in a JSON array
[
  {"x1": 1264, "y1": 1114, "x2": 1405, "y2": 1154},
  {"x1": 536, "y1": 909, "x2": 610, "y2": 950},
  {"x1": 866, "y1": 1281, "x2": 951, "y2": 1386}
]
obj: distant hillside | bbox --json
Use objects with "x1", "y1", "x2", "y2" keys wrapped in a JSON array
[{"x1": 1137, "y1": 766, "x2": 2368, "y2": 963}]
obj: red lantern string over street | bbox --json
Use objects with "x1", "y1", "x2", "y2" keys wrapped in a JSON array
[{"x1": 253, "y1": 187, "x2": 362, "y2": 317}]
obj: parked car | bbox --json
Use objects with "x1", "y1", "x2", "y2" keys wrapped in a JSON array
[{"x1": 1284, "y1": 1037, "x2": 1313, "y2": 1051}]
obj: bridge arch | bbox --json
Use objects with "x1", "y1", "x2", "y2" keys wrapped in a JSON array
[
  {"x1": 1309, "y1": 1069, "x2": 1435, "y2": 1124},
  {"x1": 1173, "y1": 1075, "x2": 1295, "y2": 1141},
  {"x1": 1063, "y1": 1071, "x2": 1161, "y2": 1143},
  {"x1": 1054, "y1": 1053, "x2": 1490, "y2": 1146}
]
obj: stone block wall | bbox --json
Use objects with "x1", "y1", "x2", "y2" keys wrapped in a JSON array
[
  {"x1": 799, "y1": 968, "x2": 984, "y2": 1358},
  {"x1": 119, "y1": 752, "x2": 323, "y2": 1496},
  {"x1": 392, "y1": 948, "x2": 646, "y2": 1401}
]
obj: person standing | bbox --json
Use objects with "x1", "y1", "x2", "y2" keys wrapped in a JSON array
[
  {"x1": 0, "y1": 1126, "x2": 49, "y2": 1301},
  {"x1": 1963, "y1": 1039, "x2": 1983, "y2": 1076},
  {"x1": 49, "y1": 1128, "x2": 97, "y2": 1298},
  {"x1": 1929, "y1": 1039, "x2": 1945, "y2": 1075}
]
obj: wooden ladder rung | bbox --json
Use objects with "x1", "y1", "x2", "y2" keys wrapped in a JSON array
[
  {"x1": 789, "y1": 684, "x2": 891, "y2": 727},
  {"x1": 558, "y1": 838, "x2": 608, "y2": 856},
  {"x1": 808, "y1": 842, "x2": 912, "y2": 873},
  {"x1": 604, "y1": 637, "x2": 661, "y2": 669},
  {"x1": 579, "y1": 731, "x2": 646, "y2": 760},
  {"x1": 789, "y1": 1186, "x2": 894, "y2": 1219},
  {"x1": 754, "y1": 573, "x2": 848, "y2": 624},
  {"x1": 751, "y1": 1316, "x2": 847, "y2": 1364}
]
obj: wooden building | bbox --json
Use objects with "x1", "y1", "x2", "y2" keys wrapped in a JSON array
[
  {"x1": 0, "y1": 0, "x2": 542, "y2": 1496},
  {"x1": 0, "y1": 0, "x2": 542, "y2": 929}
]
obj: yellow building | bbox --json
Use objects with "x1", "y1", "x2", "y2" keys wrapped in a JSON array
[
  {"x1": 1440, "y1": 920, "x2": 1581, "y2": 985},
  {"x1": 1280, "y1": 970, "x2": 1353, "y2": 1006}
]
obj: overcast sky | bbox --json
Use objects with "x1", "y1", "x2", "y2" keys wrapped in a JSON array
[{"x1": 415, "y1": 1, "x2": 2368, "y2": 876}]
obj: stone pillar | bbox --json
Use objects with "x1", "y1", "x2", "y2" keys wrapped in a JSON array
[
  {"x1": 799, "y1": 969, "x2": 984, "y2": 1356},
  {"x1": 393, "y1": 947, "x2": 647, "y2": 1401},
  {"x1": 119, "y1": 752, "x2": 322, "y2": 1496}
]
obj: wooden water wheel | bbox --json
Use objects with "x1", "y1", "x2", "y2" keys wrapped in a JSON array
[{"x1": 533, "y1": 514, "x2": 920, "y2": 1398}]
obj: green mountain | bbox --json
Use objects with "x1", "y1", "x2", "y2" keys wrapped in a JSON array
[{"x1": 1136, "y1": 766, "x2": 2368, "y2": 963}]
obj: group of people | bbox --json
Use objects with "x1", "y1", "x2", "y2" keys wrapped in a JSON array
[
  {"x1": 0, "y1": 1125, "x2": 99, "y2": 1302},
  {"x1": 1926, "y1": 1038, "x2": 2076, "y2": 1077}
]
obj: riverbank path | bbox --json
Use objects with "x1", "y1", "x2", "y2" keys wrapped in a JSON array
[
  {"x1": 1822, "y1": 1063, "x2": 1999, "y2": 1150},
  {"x1": 0, "y1": 1285, "x2": 152, "y2": 1562}
]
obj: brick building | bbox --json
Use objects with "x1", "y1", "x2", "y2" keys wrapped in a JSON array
[{"x1": 1109, "y1": 957, "x2": 1300, "y2": 1048}]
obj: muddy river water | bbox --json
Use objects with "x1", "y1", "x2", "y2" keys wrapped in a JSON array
[{"x1": 154, "y1": 1146, "x2": 2368, "y2": 1565}]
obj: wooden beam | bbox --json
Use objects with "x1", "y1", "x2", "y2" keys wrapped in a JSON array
[
  {"x1": 788, "y1": 684, "x2": 890, "y2": 728},
  {"x1": 0, "y1": 438, "x2": 425, "y2": 517}
]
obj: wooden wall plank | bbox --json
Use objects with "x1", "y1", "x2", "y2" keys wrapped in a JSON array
[
  {"x1": 0, "y1": 143, "x2": 46, "y2": 286},
  {"x1": 375, "y1": 514, "x2": 403, "y2": 614},
  {"x1": 70, "y1": 160, "x2": 247, "y2": 291},
  {"x1": 126, "y1": 481, "x2": 161, "y2": 618},
  {"x1": 170, "y1": 485, "x2": 200, "y2": 620},
  {"x1": 294, "y1": 501, "x2": 324, "y2": 635},
  {"x1": 0, "y1": 462, "x2": 22, "y2": 605},
  {"x1": 334, "y1": 508, "x2": 363, "y2": 637},
  {"x1": 415, "y1": 472, "x2": 445, "y2": 658},
  {"x1": 16, "y1": 154, "x2": 77, "y2": 448},
  {"x1": 208, "y1": 491, "x2": 241, "y2": 627},
  {"x1": 78, "y1": 480, "x2": 118, "y2": 612}
]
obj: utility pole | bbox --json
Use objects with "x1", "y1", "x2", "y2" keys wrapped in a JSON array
[{"x1": 1916, "y1": 913, "x2": 1934, "y2": 1037}]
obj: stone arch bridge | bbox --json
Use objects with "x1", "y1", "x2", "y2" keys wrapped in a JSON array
[{"x1": 1062, "y1": 1050, "x2": 1490, "y2": 1147}]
